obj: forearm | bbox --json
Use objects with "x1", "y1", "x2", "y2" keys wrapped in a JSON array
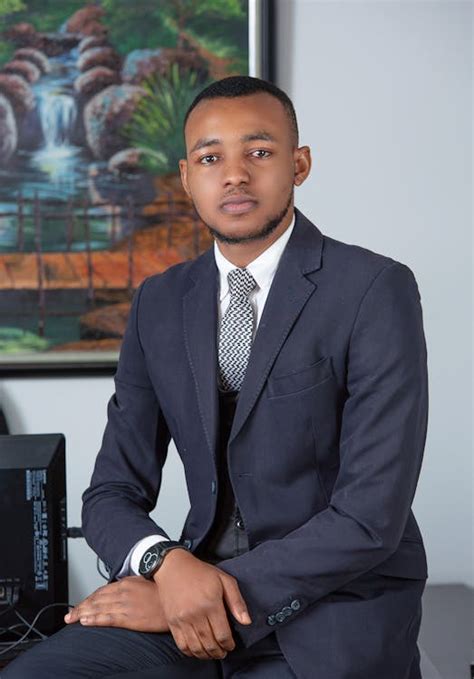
[{"x1": 82, "y1": 278, "x2": 172, "y2": 580}]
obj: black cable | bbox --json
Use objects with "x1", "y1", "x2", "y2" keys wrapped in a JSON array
[
  {"x1": 0, "y1": 602, "x2": 73, "y2": 657},
  {"x1": 0, "y1": 624, "x2": 27, "y2": 639},
  {"x1": 13, "y1": 609, "x2": 47, "y2": 640},
  {"x1": 67, "y1": 527, "x2": 83, "y2": 539},
  {"x1": 0, "y1": 622, "x2": 44, "y2": 641}
]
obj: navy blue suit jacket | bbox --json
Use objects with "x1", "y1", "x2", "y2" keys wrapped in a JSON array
[{"x1": 82, "y1": 208, "x2": 428, "y2": 677}]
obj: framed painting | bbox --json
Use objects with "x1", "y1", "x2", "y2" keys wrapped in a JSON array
[{"x1": 0, "y1": 0, "x2": 275, "y2": 375}]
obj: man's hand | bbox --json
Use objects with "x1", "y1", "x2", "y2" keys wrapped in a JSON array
[
  {"x1": 64, "y1": 576, "x2": 169, "y2": 633},
  {"x1": 153, "y1": 549, "x2": 252, "y2": 661}
]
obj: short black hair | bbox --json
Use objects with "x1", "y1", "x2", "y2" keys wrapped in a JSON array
[{"x1": 183, "y1": 75, "x2": 299, "y2": 146}]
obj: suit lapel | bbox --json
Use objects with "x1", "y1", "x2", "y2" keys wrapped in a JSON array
[
  {"x1": 182, "y1": 208, "x2": 324, "y2": 460},
  {"x1": 228, "y1": 210, "x2": 324, "y2": 445},
  {"x1": 182, "y1": 249, "x2": 220, "y2": 462}
]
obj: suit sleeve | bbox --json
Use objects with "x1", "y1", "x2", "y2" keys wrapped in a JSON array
[
  {"x1": 217, "y1": 262, "x2": 429, "y2": 647},
  {"x1": 81, "y1": 277, "x2": 172, "y2": 581}
]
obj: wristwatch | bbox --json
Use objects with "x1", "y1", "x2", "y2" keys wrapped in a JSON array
[{"x1": 138, "y1": 540, "x2": 189, "y2": 580}]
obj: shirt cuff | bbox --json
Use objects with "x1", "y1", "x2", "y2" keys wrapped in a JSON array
[{"x1": 117, "y1": 535, "x2": 169, "y2": 578}]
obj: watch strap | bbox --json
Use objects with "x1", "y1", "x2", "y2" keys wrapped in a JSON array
[{"x1": 139, "y1": 540, "x2": 189, "y2": 579}]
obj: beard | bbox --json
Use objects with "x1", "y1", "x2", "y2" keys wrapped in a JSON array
[{"x1": 194, "y1": 187, "x2": 294, "y2": 245}]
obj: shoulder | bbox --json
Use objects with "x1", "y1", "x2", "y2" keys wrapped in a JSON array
[
  {"x1": 135, "y1": 250, "x2": 211, "y2": 306},
  {"x1": 320, "y1": 232, "x2": 420, "y2": 297}
]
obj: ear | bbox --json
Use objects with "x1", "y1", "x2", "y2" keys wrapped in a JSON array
[
  {"x1": 179, "y1": 159, "x2": 191, "y2": 198},
  {"x1": 293, "y1": 146, "x2": 312, "y2": 186}
]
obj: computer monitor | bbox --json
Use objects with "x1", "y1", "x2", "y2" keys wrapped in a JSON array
[{"x1": 0, "y1": 434, "x2": 68, "y2": 637}]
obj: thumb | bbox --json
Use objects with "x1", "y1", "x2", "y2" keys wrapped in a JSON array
[{"x1": 220, "y1": 575, "x2": 252, "y2": 625}]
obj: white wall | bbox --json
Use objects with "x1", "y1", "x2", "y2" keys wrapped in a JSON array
[{"x1": 1, "y1": 1, "x2": 472, "y2": 602}]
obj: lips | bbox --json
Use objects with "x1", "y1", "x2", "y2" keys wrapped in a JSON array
[{"x1": 220, "y1": 195, "x2": 258, "y2": 215}]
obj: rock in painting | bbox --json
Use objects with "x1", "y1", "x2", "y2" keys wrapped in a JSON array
[
  {"x1": 66, "y1": 6, "x2": 107, "y2": 36},
  {"x1": 78, "y1": 35, "x2": 109, "y2": 54},
  {"x1": 74, "y1": 66, "x2": 121, "y2": 100},
  {"x1": 108, "y1": 148, "x2": 147, "y2": 176},
  {"x1": 78, "y1": 47, "x2": 121, "y2": 74},
  {"x1": 2, "y1": 59, "x2": 41, "y2": 84},
  {"x1": 121, "y1": 49, "x2": 163, "y2": 84},
  {"x1": 79, "y1": 302, "x2": 131, "y2": 340},
  {"x1": 0, "y1": 94, "x2": 17, "y2": 164},
  {"x1": 122, "y1": 47, "x2": 208, "y2": 84},
  {"x1": 0, "y1": 74, "x2": 34, "y2": 117},
  {"x1": 40, "y1": 34, "x2": 80, "y2": 57},
  {"x1": 5, "y1": 22, "x2": 37, "y2": 48},
  {"x1": 5, "y1": 24, "x2": 79, "y2": 56},
  {"x1": 84, "y1": 84, "x2": 147, "y2": 160},
  {"x1": 14, "y1": 48, "x2": 51, "y2": 74}
]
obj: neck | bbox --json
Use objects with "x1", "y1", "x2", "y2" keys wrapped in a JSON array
[{"x1": 215, "y1": 208, "x2": 294, "y2": 268}]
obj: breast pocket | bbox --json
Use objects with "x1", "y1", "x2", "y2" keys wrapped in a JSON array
[{"x1": 267, "y1": 356, "x2": 334, "y2": 398}]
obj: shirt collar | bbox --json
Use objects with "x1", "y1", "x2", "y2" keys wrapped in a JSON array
[{"x1": 214, "y1": 212, "x2": 296, "y2": 301}]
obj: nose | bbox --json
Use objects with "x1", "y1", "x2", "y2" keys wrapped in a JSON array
[{"x1": 222, "y1": 156, "x2": 250, "y2": 186}]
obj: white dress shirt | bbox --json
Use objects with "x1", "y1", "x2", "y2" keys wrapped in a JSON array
[{"x1": 117, "y1": 212, "x2": 296, "y2": 578}]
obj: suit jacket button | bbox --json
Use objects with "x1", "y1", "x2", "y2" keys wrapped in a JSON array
[
  {"x1": 267, "y1": 615, "x2": 276, "y2": 626},
  {"x1": 211, "y1": 481, "x2": 216, "y2": 494},
  {"x1": 275, "y1": 612, "x2": 285, "y2": 623},
  {"x1": 290, "y1": 599, "x2": 301, "y2": 611},
  {"x1": 282, "y1": 606, "x2": 292, "y2": 617},
  {"x1": 183, "y1": 539, "x2": 192, "y2": 549}
]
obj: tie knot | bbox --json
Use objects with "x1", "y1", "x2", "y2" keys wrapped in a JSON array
[{"x1": 227, "y1": 267, "x2": 257, "y2": 298}]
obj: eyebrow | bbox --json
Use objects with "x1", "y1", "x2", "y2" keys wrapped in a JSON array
[{"x1": 189, "y1": 131, "x2": 277, "y2": 155}]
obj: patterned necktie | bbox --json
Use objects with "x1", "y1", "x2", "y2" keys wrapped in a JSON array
[{"x1": 218, "y1": 267, "x2": 257, "y2": 391}]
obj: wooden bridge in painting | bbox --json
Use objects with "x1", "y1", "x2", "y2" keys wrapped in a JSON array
[
  {"x1": 0, "y1": 248, "x2": 181, "y2": 292},
  {"x1": 0, "y1": 191, "x2": 211, "y2": 340},
  {"x1": 0, "y1": 191, "x2": 208, "y2": 296}
]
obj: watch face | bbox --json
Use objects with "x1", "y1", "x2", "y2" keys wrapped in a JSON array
[{"x1": 141, "y1": 547, "x2": 159, "y2": 575}]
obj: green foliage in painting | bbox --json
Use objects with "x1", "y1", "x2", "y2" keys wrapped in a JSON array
[
  {"x1": 0, "y1": 0, "x2": 85, "y2": 32},
  {"x1": 125, "y1": 63, "x2": 209, "y2": 175},
  {"x1": 0, "y1": 0, "x2": 25, "y2": 64},
  {"x1": 0, "y1": 328, "x2": 50, "y2": 353},
  {"x1": 101, "y1": 0, "x2": 177, "y2": 54},
  {"x1": 0, "y1": 0, "x2": 26, "y2": 17},
  {"x1": 0, "y1": 0, "x2": 248, "y2": 71},
  {"x1": 101, "y1": 0, "x2": 245, "y2": 55},
  {"x1": 0, "y1": 41, "x2": 14, "y2": 66}
]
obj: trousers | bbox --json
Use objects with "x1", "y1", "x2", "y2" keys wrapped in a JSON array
[{"x1": 1, "y1": 622, "x2": 296, "y2": 678}]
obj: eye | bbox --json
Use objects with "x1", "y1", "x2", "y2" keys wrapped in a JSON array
[
  {"x1": 200, "y1": 154, "x2": 218, "y2": 164},
  {"x1": 251, "y1": 149, "x2": 271, "y2": 159}
]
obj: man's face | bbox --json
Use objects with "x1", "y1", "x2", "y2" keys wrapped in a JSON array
[{"x1": 179, "y1": 93, "x2": 310, "y2": 245}]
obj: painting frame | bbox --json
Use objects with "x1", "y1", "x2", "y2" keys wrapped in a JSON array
[{"x1": 0, "y1": 0, "x2": 276, "y2": 376}]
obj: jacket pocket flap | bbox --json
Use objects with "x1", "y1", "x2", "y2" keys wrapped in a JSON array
[{"x1": 267, "y1": 356, "x2": 333, "y2": 398}]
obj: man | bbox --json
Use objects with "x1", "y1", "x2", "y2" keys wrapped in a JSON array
[{"x1": 4, "y1": 76, "x2": 429, "y2": 679}]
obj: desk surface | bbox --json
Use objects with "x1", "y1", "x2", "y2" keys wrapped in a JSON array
[{"x1": 419, "y1": 584, "x2": 473, "y2": 679}]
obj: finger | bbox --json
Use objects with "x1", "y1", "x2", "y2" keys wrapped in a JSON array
[
  {"x1": 70, "y1": 595, "x2": 125, "y2": 624},
  {"x1": 193, "y1": 617, "x2": 228, "y2": 659},
  {"x1": 79, "y1": 611, "x2": 123, "y2": 628},
  {"x1": 170, "y1": 622, "x2": 212, "y2": 660},
  {"x1": 65, "y1": 597, "x2": 93, "y2": 623},
  {"x1": 208, "y1": 608, "x2": 236, "y2": 653},
  {"x1": 64, "y1": 606, "x2": 79, "y2": 624},
  {"x1": 220, "y1": 575, "x2": 252, "y2": 625},
  {"x1": 64, "y1": 583, "x2": 121, "y2": 623},
  {"x1": 169, "y1": 623, "x2": 194, "y2": 658},
  {"x1": 185, "y1": 624, "x2": 214, "y2": 660}
]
